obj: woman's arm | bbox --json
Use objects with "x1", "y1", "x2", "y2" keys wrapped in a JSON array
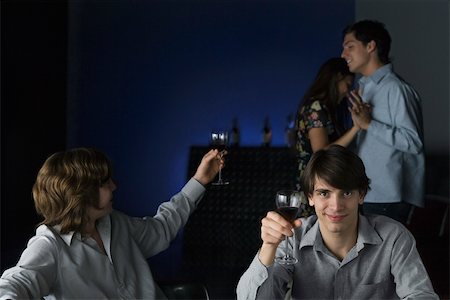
[
  {"x1": 331, "y1": 126, "x2": 360, "y2": 148},
  {"x1": 308, "y1": 126, "x2": 359, "y2": 153},
  {"x1": 308, "y1": 127, "x2": 329, "y2": 152}
]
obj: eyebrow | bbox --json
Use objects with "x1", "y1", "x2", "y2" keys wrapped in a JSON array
[
  {"x1": 343, "y1": 40, "x2": 355, "y2": 46},
  {"x1": 315, "y1": 188, "x2": 331, "y2": 193}
]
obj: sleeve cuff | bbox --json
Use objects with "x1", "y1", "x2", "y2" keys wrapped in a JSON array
[
  {"x1": 181, "y1": 178, "x2": 206, "y2": 204},
  {"x1": 250, "y1": 252, "x2": 269, "y2": 285}
]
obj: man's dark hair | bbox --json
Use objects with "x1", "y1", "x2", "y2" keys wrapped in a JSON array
[
  {"x1": 343, "y1": 20, "x2": 391, "y2": 64},
  {"x1": 300, "y1": 145, "x2": 370, "y2": 197}
]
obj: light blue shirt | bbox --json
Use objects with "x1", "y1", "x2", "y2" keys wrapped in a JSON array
[
  {"x1": 0, "y1": 178, "x2": 205, "y2": 299},
  {"x1": 237, "y1": 214, "x2": 438, "y2": 300},
  {"x1": 355, "y1": 64, "x2": 425, "y2": 207}
]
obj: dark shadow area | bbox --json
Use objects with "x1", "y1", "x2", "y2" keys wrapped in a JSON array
[
  {"x1": 407, "y1": 154, "x2": 449, "y2": 299},
  {"x1": 1, "y1": 0, "x2": 67, "y2": 272}
]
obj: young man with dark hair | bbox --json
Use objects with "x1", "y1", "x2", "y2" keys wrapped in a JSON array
[
  {"x1": 342, "y1": 20, "x2": 425, "y2": 223},
  {"x1": 237, "y1": 145, "x2": 437, "y2": 299}
]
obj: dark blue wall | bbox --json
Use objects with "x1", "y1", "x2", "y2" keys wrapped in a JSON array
[{"x1": 67, "y1": 0, "x2": 354, "y2": 279}]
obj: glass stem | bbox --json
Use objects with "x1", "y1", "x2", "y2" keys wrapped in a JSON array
[
  {"x1": 217, "y1": 167, "x2": 222, "y2": 183},
  {"x1": 285, "y1": 236, "x2": 289, "y2": 259},
  {"x1": 217, "y1": 151, "x2": 224, "y2": 183}
]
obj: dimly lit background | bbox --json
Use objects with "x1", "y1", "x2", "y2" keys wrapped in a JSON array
[
  {"x1": 66, "y1": 0, "x2": 354, "y2": 278},
  {"x1": 2, "y1": 0, "x2": 448, "y2": 296}
]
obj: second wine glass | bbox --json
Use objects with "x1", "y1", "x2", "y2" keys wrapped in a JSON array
[
  {"x1": 275, "y1": 190, "x2": 303, "y2": 265},
  {"x1": 211, "y1": 130, "x2": 229, "y2": 185}
]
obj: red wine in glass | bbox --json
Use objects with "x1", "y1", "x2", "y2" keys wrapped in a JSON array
[
  {"x1": 276, "y1": 206, "x2": 299, "y2": 223},
  {"x1": 275, "y1": 190, "x2": 303, "y2": 265},
  {"x1": 213, "y1": 144, "x2": 226, "y2": 152}
]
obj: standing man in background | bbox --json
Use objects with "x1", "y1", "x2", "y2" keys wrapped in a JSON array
[{"x1": 341, "y1": 20, "x2": 425, "y2": 224}]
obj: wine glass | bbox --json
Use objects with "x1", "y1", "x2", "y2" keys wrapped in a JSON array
[
  {"x1": 211, "y1": 130, "x2": 229, "y2": 185},
  {"x1": 275, "y1": 190, "x2": 303, "y2": 265}
]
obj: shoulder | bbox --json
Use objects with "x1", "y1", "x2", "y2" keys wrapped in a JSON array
[
  {"x1": 365, "y1": 214, "x2": 413, "y2": 240},
  {"x1": 110, "y1": 209, "x2": 128, "y2": 219},
  {"x1": 35, "y1": 224, "x2": 61, "y2": 242},
  {"x1": 109, "y1": 209, "x2": 149, "y2": 230},
  {"x1": 109, "y1": 210, "x2": 135, "y2": 227},
  {"x1": 308, "y1": 99, "x2": 324, "y2": 111},
  {"x1": 23, "y1": 225, "x2": 63, "y2": 253},
  {"x1": 381, "y1": 72, "x2": 419, "y2": 96},
  {"x1": 299, "y1": 100, "x2": 329, "y2": 124},
  {"x1": 300, "y1": 99, "x2": 323, "y2": 112}
]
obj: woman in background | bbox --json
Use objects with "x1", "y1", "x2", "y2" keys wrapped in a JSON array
[{"x1": 295, "y1": 57, "x2": 362, "y2": 216}]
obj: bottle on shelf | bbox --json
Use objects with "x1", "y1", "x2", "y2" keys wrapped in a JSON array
[
  {"x1": 285, "y1": 113, "x2": 296, "y2": 148},
  {"x1": 231, "y1": 117, "x2": 240, "y2": 147},
  {"x1": 262, "y1": 116, "x2": 272, "y2": 147}
]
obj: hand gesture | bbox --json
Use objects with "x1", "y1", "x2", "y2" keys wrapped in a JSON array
[
  {"x1": 261, "y1": 211, "x2": 302, "y2": 246},
  {"x1": 258, "y1": 211, "x2": 302, "y2": 265},
  {"x1": 193, "y1": 149, "x2": 226, "y2": 186},
  {"x1": 348, "y1": 90, "x2": 372, "y2": 130}
]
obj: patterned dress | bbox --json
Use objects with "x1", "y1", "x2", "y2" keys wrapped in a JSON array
[{"x1": 295, "y1": 99, "x2": 339, "y2": 217}]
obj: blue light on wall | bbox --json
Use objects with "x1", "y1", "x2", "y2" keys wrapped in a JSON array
[{"x1": 68, "y1": 0, "x2": 354, "y2": 279}]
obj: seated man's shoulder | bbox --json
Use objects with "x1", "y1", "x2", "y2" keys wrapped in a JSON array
[
  {"x1": 366, "y1": 214, "x2": 411, "y2": 236},
  {"x1": 26, "y1": 224, "x2": 66, "y2": 251}
]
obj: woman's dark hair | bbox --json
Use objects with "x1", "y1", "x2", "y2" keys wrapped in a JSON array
[
  {"x1": 343, "y1": 20, "x2": 391, "y2": 64},
  {"x1": 298, "y1": 57, "x2": 353, "y2": 135},
  {"x1": 32, "y1": 148, "x2": 113, "y2": 234},
  {"x1": 300, "y1": 145, "x2": 370, "y2": 197}
]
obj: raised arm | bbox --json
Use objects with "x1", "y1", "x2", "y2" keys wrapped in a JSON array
[
  {"x1": 309, "y1": 126, "x2": 360, "y2": 153},
  {"x1": 193, "y1": 149, "x2": 223, "y2": 185},
  {"x1": 236, "y1": 211, "x2": 301, "y2": 300},
  {"x1": 130, "y1": 149, "x2": 224, "y2": 257}
]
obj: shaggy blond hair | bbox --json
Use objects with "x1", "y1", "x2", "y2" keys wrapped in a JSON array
[{"x1": 32, "y1": 148, "x2": 112, "y2": 234}]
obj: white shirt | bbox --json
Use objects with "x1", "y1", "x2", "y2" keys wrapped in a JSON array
[{"x1": 0, "y1": 178, "x2": 205, "y2": 299}]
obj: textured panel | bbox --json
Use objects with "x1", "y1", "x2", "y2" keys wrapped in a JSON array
[{"x1": 182, "y1": 146, "x2": 297, "y2": 297}]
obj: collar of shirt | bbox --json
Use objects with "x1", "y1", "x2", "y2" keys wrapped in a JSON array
[
  {"x1": 52, "y1": 214, "x2": 112, "y2": 247},
  {"x1": 51, "y1": 225, "x2": 78, "y2": 246},
  {"x1": 359, "y1": 63, "x2": 393, "y2": 86},
  {"x1": 299, "y1": 218, "x2": 319, "y2": 249},
  {"x1": 356, "y1": 213, "x2": 383, "y2": 251},
  {"x1": 298, "y1": 214, "x2": 382, "y2": 253}
]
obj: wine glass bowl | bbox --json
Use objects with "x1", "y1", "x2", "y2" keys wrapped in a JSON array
[
  {"x1": 211, "y1": 130, "x2": 229, "y2": 185},
  {"x1": 275, "y1": 190, "x2": 303, "y2": 265}
]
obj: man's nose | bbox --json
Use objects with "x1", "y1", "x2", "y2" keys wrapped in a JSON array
[
  {"x1": 110, "y1": 180, "x2": 117, "y2": 191},
  {"x1": 329, "y1": 195, "x2": 344, "y2": 210}
]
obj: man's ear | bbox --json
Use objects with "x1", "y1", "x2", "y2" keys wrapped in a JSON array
[
  {"x1": 309, "y1": 196, "x2": 315, "y2": 206},
  {"x1": 366, "y1": 40, "x2": 376, "y2": 54},
  {"x1": 358, "y1": 193, "x2": 365, "y2": 205}
]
